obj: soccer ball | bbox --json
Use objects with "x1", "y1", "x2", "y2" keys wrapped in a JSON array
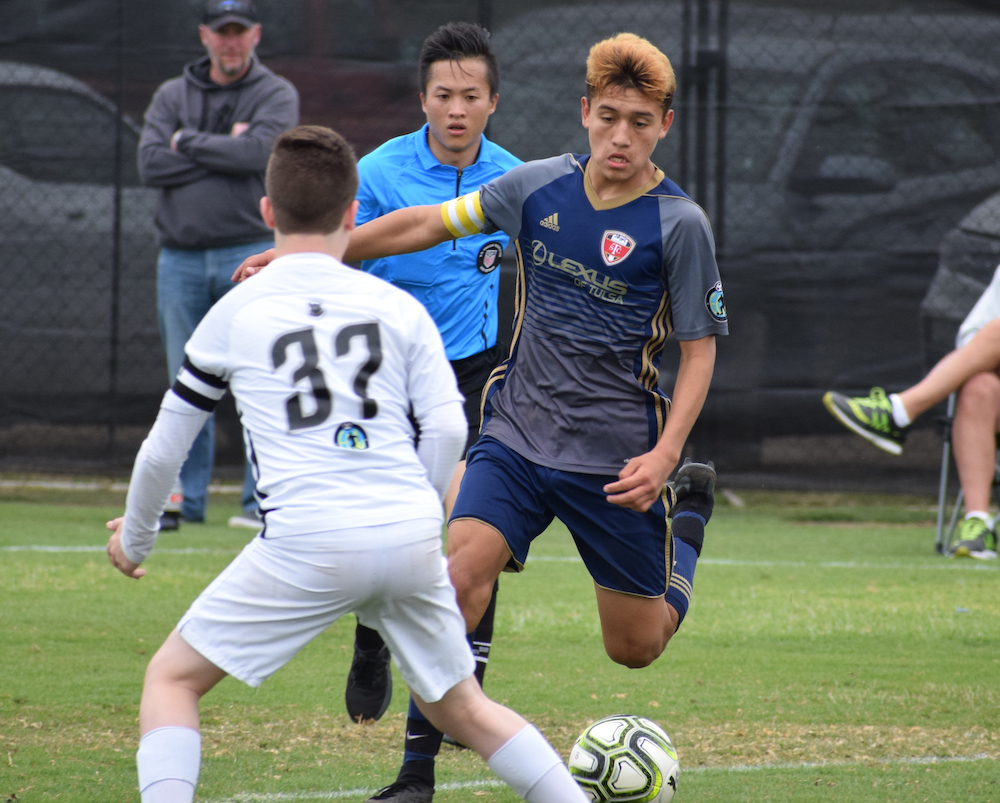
[{"x1": 568, "y1": 715, "x2": 679, "y2": 803}]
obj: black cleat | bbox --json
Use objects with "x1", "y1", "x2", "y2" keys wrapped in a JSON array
[
  {"x1": 669, "y1": 458, "x2": 716, "y2": 516},
  {"x1": 345, "y1": 643, "x2": 393, "y2": 722},
  {"x1": 366, "y1": 778, "x2": 434, "y2": 802},
  {"x1": 159, "y1": 511, "x2": 180, "y2": 531},
  {"x1": 668, "y1": 459, "x2": 716, "y2": 557}
]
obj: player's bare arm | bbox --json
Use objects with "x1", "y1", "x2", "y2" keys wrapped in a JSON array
[
  {"x1": 346, "y1": 203, "x2": 451, "y2": 261},
  {"x1": 106, "y1": 517, "x2": 146, "y2": 579},
  {"x1": 604, "y1": 335, "x2": 716, "y2": 511},
  {"x1": 232, "y1": 203, "x2": 450, "y2": 281}
]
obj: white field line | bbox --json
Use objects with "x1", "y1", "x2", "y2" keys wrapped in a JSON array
[
  {"x1": 208, "y1": 779, "x2": 506, "y2": 803},
  {"x1": 721, "y1": 488, "x2": 746, "y2": 507},
  {"x1": 3, "y1": 546, "x2": 999, "y2": 571},
  {"x1": 2, "y1": 545, "x2": 240, "y2": 555},
  {"x1": 0, "y1": 479, "x2": 242, "y2": 493},
  {"x1": 205, "y1": 753, "x2": 996, "y2": 803}
]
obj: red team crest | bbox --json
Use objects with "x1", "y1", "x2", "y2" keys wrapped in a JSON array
[{"x1": 601, "y1": 230, "x2": 635, "y2": 266}]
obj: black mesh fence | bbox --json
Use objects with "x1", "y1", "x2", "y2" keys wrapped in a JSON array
[{"x1": 2, "y1": 0, "x2": 999, "y2": 489}]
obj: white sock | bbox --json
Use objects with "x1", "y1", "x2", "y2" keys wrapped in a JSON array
[
  {"x1": 486, "y1": 724, "x2": 588, "y2": 802},
  {"x1": 888, "y1": 394, "x2": 910, "y2": 427},
  {"x1": 137, "y1": 726, "x2": 201, "y2": 803},
  {"x1": 523, "y1": 762, "x2": 589, "y2": 803},
  {"x1": 141, "y1": 779, "x2": 195, "y2": 803}
]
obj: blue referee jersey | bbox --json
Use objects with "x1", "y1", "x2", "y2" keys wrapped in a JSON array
[{"x1": 356, "y1": 124, "x2": 522, "y2": 360}]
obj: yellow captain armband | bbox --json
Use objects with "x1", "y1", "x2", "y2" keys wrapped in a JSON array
[{"x1": 441, "y1": 191, "x2": 486, "y2": 239}]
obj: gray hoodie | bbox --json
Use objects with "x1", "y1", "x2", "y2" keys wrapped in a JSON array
[{"x1": 138, "y1": 55, "x2": 298, "y2": 249}]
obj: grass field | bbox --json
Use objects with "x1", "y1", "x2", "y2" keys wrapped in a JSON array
[{"x1": 2, "y1": 479, "x2": 998, "y2": 802}]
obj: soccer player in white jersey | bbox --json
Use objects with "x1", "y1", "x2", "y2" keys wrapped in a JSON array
[{"x1": 104, "y1": 125, "x2": 588, "y2": 803}]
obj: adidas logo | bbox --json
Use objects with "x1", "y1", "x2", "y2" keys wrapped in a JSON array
[{"x1": 539, "y1": 213, "x2": 560, "y2": 231}]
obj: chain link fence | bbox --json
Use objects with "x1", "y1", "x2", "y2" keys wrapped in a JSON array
[{"x1": 2, "y1": 0, "x2": 999, "y2": 490}]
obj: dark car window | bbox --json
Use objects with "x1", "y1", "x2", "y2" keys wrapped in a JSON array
[
  {"x1": 791, "y1": 62, "x2": 1000, "y2": 189},
  {"x1": 0, "y1": 86, "x2": 141, "y2": 186}
]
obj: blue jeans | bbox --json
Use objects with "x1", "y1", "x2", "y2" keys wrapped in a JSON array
[{"x1": 156, "y1": 240, "x2": 272, "y2": 521}]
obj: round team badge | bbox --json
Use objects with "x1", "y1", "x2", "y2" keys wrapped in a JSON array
[
  {"x1": 705, "y1": 281, "x2": 727, "y2": 322},
  {"x1": 335, "y1": 422, "x2": 369, "y2": 450},
  {"x1": 477, "y1": 241, "x2": 504, "y2": 274},
  {"x1": 601, "y1": 230, "x2": 636, "y2": 266}
]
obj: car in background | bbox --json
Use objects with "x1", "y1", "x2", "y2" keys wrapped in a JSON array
[{"x1": 0, "y1": 61, "x2": 162, "y2": 417}]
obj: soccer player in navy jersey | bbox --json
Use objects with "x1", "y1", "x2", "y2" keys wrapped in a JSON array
[{"x1": 236, "y1": 33, "x2": 725, "y2": 803}]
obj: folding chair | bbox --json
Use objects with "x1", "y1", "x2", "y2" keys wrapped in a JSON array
[{"x1": 934, "y1": 392, "x2": 1000, "y2": 554}]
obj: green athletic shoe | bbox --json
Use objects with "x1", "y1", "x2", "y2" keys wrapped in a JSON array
[
  {"x1": 950, "y1": 517, "x2": 998, "y2": 560},
  {"x1": 822, "y1": 387, "x2": 908, "y2": 455}
]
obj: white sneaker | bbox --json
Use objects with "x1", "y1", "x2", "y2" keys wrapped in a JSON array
[{"x1": 228, "y1": 510, "x2": 263, "y2": 530}]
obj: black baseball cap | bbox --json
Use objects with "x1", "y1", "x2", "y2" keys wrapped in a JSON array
[{"x1": 203, "y1": 0, "x2": 259, "y2": 30}]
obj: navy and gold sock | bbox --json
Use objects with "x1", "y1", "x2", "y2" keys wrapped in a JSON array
[{"x1": 665, "y1": 536, "x2": 698, "y2": 625}]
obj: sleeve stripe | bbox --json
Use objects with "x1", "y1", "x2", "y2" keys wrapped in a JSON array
[
  {"x1": 176, "y1": 366, "x2": 228, "y2": 402},
  {"x1": 171, "y1": 380, "x2": 221, "y2": 412},
  {"x1": 441, "y1": 191, "x2": 485, "y2": 238},
  {"x1": 182, "y1": 356, "x2": 227, "y2": 389}
]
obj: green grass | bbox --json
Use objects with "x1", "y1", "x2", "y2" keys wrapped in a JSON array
[{"x1": 1, "y1": 484, "x2": 998, "y2": 802}]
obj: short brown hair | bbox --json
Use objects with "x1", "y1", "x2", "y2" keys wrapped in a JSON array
[
  {"x1": 265, "y1": 125, "x2": 358, "y2": 235},
  {"x1": 586, "y1": 33, "x2": 675, "y2": 114}
]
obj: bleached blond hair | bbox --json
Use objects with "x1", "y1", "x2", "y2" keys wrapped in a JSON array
[{"x1": 585, "y1": 33, "x2": 675, "y2": 113}]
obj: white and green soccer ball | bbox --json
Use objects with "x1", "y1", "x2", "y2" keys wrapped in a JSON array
[{"x1": 568, "y1": 715, "x2": 680, "y2": 803}]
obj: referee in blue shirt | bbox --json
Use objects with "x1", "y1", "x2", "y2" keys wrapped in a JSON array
[{"x1": 345, "y1": 22, "x2": 520, "y2": 803}]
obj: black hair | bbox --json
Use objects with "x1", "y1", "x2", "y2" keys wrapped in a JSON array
[{"x1": 418, "y1": 22, "x2": 499, "y2": 97}]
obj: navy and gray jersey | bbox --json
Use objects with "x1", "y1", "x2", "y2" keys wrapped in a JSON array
[{"x1": 441, "y1": 153, "x2": 728, "y2": 474}]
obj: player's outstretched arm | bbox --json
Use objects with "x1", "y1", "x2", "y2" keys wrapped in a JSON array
[
  {"x1": 105, "y1": 398, "x2": 213, "y2": 578},
  {"x1": 344, "y1": 203, "x2": 452, "y2": 263},
  {"x1": 605, "y1": 335, "x2": 717, "y2": 512},
  {"x1": 232, "y1": 204, "x2": 452, "y2": 282}
]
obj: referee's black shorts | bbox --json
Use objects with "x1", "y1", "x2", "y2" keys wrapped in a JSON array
[{"x1": 450, "y1": 344, "x2": 503, "y2": 457}]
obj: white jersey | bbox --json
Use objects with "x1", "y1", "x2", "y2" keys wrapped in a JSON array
[
  {"x1": 179, "y1": 252, "x2": 463, "y2": 540},
  {"x1": 957, "y1": 263, "x2": 1000, "y2": 348}
]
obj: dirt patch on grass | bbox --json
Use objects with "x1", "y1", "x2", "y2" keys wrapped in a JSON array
[
  {"x1": 4, "y1": 707, "x2": 998, "y2": 772},
  {"x1": 533, "y1": 715, "x2": 999, "y2": 769}
]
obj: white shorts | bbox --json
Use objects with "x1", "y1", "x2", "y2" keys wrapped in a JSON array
[{"x1": 177, "y1": 520, "x2": 475, "y2": 703}]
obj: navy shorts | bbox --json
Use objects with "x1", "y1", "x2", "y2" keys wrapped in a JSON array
[{"x1": 450, "y1": 436, "x2": 672, "y2": 597}]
